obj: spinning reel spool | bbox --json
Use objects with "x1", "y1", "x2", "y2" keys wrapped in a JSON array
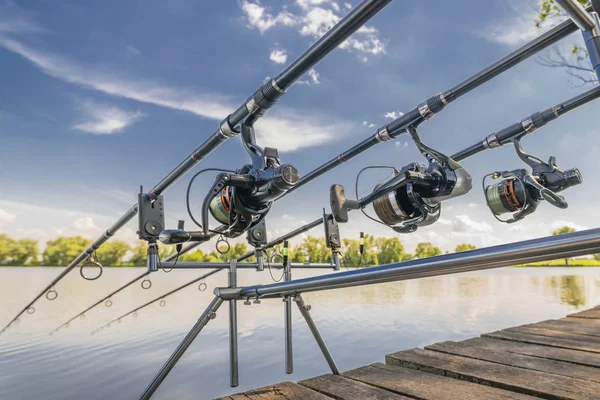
[
  {"x1": 332, "y1": 126, "x2": 472, "y2": 233},
  {"x1": 202, "y1": 119, "x2": 299, "y2": 238},
  {"x1": 483, "y1": 136, "x2": 582, "y2": 223}
]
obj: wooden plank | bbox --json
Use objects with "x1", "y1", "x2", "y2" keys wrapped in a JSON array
[
  {"x1": 483, "y1": 330, "x2": 600, "y2": 353},
  {"x1": 426, "y1": 340, "x2": 600, "y2": 383},
  {"x1": 386, "y1": 348, "x2": 600, "y2": 399},
  {"x1": 458, "y1": 337, "x2": 600, "y2": 368},
  {"x1": 299, "y1": 374, "x2": 410, "y2": 400},
  {"x1": 504, "y1": 325, "x2": 600, "y2": 345},
  {"x1": 569, "y1": 309, "x2": 600, "y2": 319},
  {"x1": 222, "y1": 382, "x2": 333, "y2": 400},
  {"x1": 344, "y1": 363, "x2": 537, "y2": 400},
  {"x1": 528, "y1": 318, "x2": 600, "y2": 337}
]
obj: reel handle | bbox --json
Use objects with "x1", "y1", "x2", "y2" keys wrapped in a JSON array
[
  {"x1": 523, "y1": 175, "x2": 568, "y2": 209},
  {"x1": 540, "y1": 188, "x2": 568, "y2": 209}
]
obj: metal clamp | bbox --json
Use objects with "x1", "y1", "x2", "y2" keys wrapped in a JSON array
[
  {"x1": 375, "y1": 126, "x2": 392, "y2": 142},
  {"x1": 521, "y1": 117, "x2": 537, "y2": 134},
  {"x1": 219, "y1": 118, "x2": 239, "y2": 138},
  {"x1": 418, "y1": 101, "x2": 434, "y2": 120},
  {"x1": 483, "y1": 133, "x2": 500, "y2": 149}
]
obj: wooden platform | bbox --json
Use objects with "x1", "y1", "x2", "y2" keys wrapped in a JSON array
[{"x1": 218, "y1": 305, "x2": 600, "y2": 400}]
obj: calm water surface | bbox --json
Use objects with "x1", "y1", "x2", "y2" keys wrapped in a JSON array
[{"x1": 0, "y1": 266, "x2": 599, "y2": 399}]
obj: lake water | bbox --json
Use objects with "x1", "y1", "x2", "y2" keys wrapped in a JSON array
[{"x1": 0, "y1": 266, "x2": 599, "y2": 399}]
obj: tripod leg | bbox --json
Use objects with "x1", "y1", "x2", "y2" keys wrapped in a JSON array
[
  {"x1": 139, "y1": 296, "x2": 224, "y2": 400},
  {"x1": 295, "y1": 295, "x2": 340, "y2": 375},
  {"x1": 229, "y1": 260, "x2": 239, "y2": 387}
]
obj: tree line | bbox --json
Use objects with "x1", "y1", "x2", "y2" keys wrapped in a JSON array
[
  {"x1": 0, "y1": 233, "x2": 473, "y2": 267},
  {"x1": 1, "y1": 225, "x2": 596, "y2": 267}
]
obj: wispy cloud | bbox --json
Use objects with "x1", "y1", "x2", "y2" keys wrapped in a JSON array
[
  {"x1": 0, "y1": 36, "x2": 350, "y2": 151},
  {"x1": 269, "y1": 49, "x2": 288, "y2": 64},
  {"x1": 73, "y1": 101, "x2": 145, "y2": 135},
  {"x1": 484, "y1": 0, "x2": 566, "y2": 47}
]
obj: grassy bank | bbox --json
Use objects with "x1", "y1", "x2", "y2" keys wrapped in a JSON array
[{"x1": 516, "y1": 259, "x2": 600, "y2": 267}]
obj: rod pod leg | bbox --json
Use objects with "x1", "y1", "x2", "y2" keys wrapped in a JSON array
[
  {"x1": 228, "y1": 259, "x2": 239, "y2": 387},
  {"x1": 294, "y1": 295, "x2": 340, "y2": 375},
  {"x1": 283, "y1": 241, "x2": 293, "y2": 374},
  {"x1": 138, "y1": 296, "x2": 224, "y2": 400}
]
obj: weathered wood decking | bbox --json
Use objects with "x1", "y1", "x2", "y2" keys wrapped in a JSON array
[{"x1": 218, "y1": 305, "x2": 600, "y2": 400}]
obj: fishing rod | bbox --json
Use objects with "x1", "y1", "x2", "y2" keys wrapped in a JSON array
[
  {"x1": 0, "y1": 0, "x2": 392, "y2": 335},
  {"x1": 91, "y1": 261, "x2": 336, "y2": 335},
  {"x1": 90, "y1": 217, "x2": 333, "y2": 334},
  {"x1": 155, "y1": 3, "x2": 596, "y2": 267},
  {"x1": 328, "y1": 86, "x2": 598, "y2": 233},
  {"x1": 48, "y1": 230, "x2": 224, "y2": 335},
  {"x1": 91, "y1": 268, "x2": 222, "y2": 335},
  {"x1": 133, "y1": 2, "x2": 599, "y2": 397},
  {"x1": 175, "y1": 5, "x2": 596, "y2": 246},
  {"x1": 139, "y1": 81, "x2": 599, "y2": 398}
]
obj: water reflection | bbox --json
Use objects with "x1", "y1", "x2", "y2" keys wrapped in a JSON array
[
  {"x1": 546, "y1": 275, "x2": 587, "y2": 308},
  {"x1": 0, "y1": 266, "x2": 599, "y2": 400}
]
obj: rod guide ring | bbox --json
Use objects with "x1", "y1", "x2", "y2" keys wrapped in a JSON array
[
  {"x1": 46, "y1": 289, "x2": 58, "y2": 301},
  {"x1": 141, "y1": 279, "x2": 152, "y2": 290}
]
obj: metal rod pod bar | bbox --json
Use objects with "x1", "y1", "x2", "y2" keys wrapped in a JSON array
[{"x1": 232, "y1": 228, "x2": 600, "y2": 299}]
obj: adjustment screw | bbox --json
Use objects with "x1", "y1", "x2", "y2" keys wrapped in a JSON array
[
  {"x1": 253, "y1": 298, "x2": 261, "y2": 304},
  {"x1": 244, "y1": 299, "x2": 251, "y2": 305},
  {"x1": 209, "y1": 312, "x2": 217, "y2": 319}
]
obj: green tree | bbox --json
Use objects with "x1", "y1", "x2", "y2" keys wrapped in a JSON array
[
  {"x1": 414, "y1": 242, "x2": 442, "y2": 259},
  {"x1": 180, "y1": 249, "x2": 205, "y2": 262},
  {"x1": 401, "y1": 253, "x2": 414, "y2": 261},
  {"x1": 297, "y1": 236, "x2": 330, "y2": 263},
  {"x1": 218, "y1": 243, "x2": 250, "y2": 261},
  {"x1": 376, "y1": 237, "x2": 406, "y2": 265},
  {"x1": 9, "y1": 238, "x2": 39, "y2": 265},
  {"x1": 0, "y1": 234, "x2": 15, "y2": 265},
  {"x1": 536, "y1": 1, "x2": 597, "y2": 86},
  {"x1": 553, "y1": 226, "x2": 577, "y2": 266},
  {"x1": 455, "y1": 243, "x2": 477, "y2": 253},
  {"x1": 96, "y1": 240, "x2": 130, "y2": 266},
  {"x1": 43, "y1": 236, "x2": 92, "y2": 266},
  {"x1": 290, "y1": 247, "x2": 307, "y2": 263},
  {"x1": 128, "y1": 242, "x2": 147, "y2": 266},
  {"x1": 341, "y1": 234, "x2": 378, "y2": 267}
]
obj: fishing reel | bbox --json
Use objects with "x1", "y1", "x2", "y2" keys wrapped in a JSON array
[
  {"x1": 331, "y1": 126, "x2": 472, "y2": 233},
  {"x1": 483, "y1": 136, "x2": 582, "y2": 223},
  {"x1": 202, "y1": 119, "x2": 299, "y2": 237}
]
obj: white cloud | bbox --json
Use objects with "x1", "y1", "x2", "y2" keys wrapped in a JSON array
[
  {"x1": 240, "y1": 1, "x2": 298, "y2": 34},
  {"x1": 452, "y1": 214, "x2": 493, "y2": 233},
  {"x1": 0, "y1": 36, "x2": 232, "y2": 120},
  {"x1": 73, "y1": 101, "x2": 145, "y2": 134},
  {"x1": 385, "y1": 111, "x2": 404, "y2": 120},
  {"x1": 240, "y1": 1, "x2": 386, "y2": 57},
  {"x1": 296, "y1": 67, "x2": 321, "y2": 86},
  {"x1": 297, "y1": 0, "x2": 331, "y2": 10},
  {"x1": 0, "y1": 208, "x2": 16, "y2": 227},
  {"x1": 484, "y1": 1, "x2": 567, "y2": 46},
  {"x1": 0, "y1": 36, "x2": 349, "y2": 152},
  {"x1": 269, "y1": 49, "x2": 288, "y2": 64},
  {"x1": 395, "y1": 141, "x2": 408, "y2": 148},
  {"x1": 308, "y1": 68, "x2": 320, "y2": 84}
]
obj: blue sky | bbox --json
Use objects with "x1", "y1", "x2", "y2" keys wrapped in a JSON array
[{"x1": 0, "y1": 0, "x2": 598, "y2": 254}]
